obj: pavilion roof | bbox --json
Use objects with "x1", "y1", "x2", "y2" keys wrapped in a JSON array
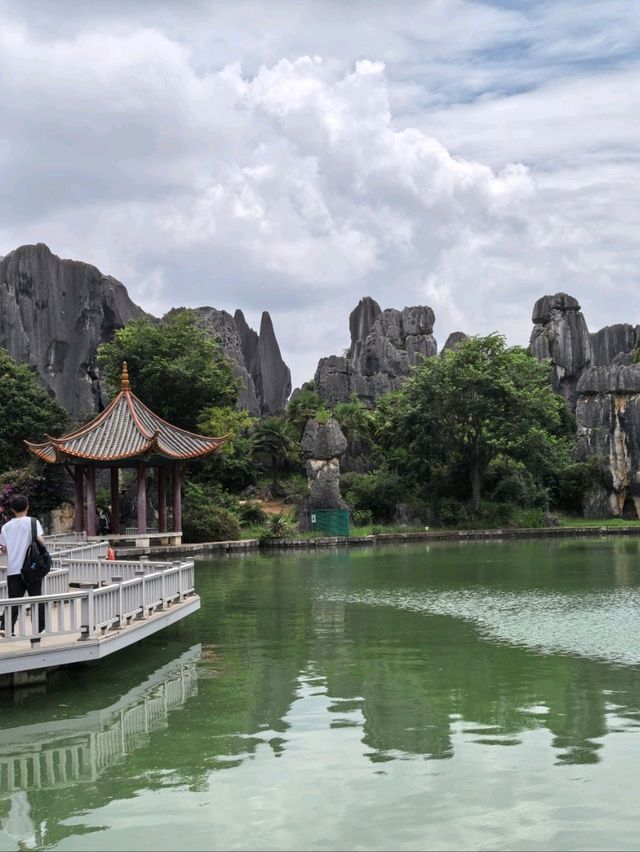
[{"x1": 26, "y1": 363, "x2": 228, "y2": 465}]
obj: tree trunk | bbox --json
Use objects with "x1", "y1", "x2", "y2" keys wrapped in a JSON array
[{"x1": 470, "y1": 458, "x2": 482, "y2": 511}]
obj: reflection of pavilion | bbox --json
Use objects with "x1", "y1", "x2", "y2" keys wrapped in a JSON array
[{"x1": 0, "y1": 645, "x2": 200, "y2": 794}]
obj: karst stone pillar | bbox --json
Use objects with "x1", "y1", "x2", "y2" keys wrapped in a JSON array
[
  {"x1": 86, "y1": 467, "x2": 96, "y2": 537},
  {"x1": 297, "y1": 417, "x2": 349, "y2": 531},
  {"x1": 74, "y1": 465, "x2": 84, "y2": 534}
]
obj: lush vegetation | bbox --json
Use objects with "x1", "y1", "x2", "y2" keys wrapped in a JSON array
[
  {"x1": 1, "y1": 326, "x2": 610, "y2": 541},
  {"x1": 98, "y1": 310, "x2": 238, "y2": 431}
]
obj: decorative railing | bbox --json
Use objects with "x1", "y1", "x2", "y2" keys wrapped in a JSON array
[{"x1": 0, "y1": 561, "x2": 195, "y2": 644}]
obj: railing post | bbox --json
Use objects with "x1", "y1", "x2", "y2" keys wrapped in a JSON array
[
  {"x1": 174, "y1": 561, "x2": 185, "y2": 600},
  {"x1": 80, "y1": 588, "x2": 95, "y2": 639}
]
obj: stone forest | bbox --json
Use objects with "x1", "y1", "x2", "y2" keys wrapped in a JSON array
[{"x1": 0, "y1": 242, "x2": 639, "y2": 540}]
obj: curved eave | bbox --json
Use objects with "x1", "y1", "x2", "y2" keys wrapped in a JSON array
[
  {"x1": 24, "y1": 440, "x2": 57, "y2": 464},
  {"x1": 154, "y1": 438, "x2": 228, "y2": 460}
]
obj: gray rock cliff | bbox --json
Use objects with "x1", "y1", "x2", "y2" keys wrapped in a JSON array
[
  {"x1": 590, "y1": 324, "x2": 640, "y2": 367},
  {"x1": 255, "y1": 312, "x2": 292, "y2": 415},
  {"x1": 0, "y1": 243, "x2": 145, "y2": 416},
  {"x1": 576, "y1": 365, "x2": 640, "y2": 518},
  {"x1": 191, "y1": 307, "x2": 261, "y2": 415},
  {"x1": 0, "y1": 243, "x2": 292, "y2": 420},
  {"x1": 315, "y1": 298, "x2": 438, "y2": 405},
  {"x1": 529, "y1": 293, "x2": 592, "y2": 413}
]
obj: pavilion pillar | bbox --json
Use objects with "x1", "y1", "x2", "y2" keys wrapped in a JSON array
[
  {"x1": 172, "y1": 463, "x2": 182, "y2": 533},
  {"x1": 74, "y1": 465, "x2": 84, "y2": 533},
  {"x1": 157, "y1": 466, "x2": 167, "y2": 533},
  {"x1": 86, "y1": 467, "x2": 96, "y2": 537},
  {"x1": 137, "y1": 463, "x2": 147, "y2": 535},
  {"x1": 110, "y1": 468, "x2": 120, "y2": 535}
]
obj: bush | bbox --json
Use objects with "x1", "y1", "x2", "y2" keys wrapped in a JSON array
[
  {"x1": 182, "y1": 504, "x2": 240, "y2": 543},
  {"x1": 352, "y1": 508, "x2": 373, "y2": 526},
  {"x1": 511, "y1": 507, "x2": 545, "y2": 528},
  {"x1": 279, "y1": 475, "x2": 309, "y2": 506},
  {"x1": 238, "y1": 501, "x2": 268, "y2": 526},
  {"x1": 342, "y1": 469, "x2": 405, "y2": 522},
  {"x1": 0, "y1": 463, "x2": 71, "y2": 524},
  {"x1": 259, "y1": 512, "x2": 298, "y2": 541},
  {"x1": 182, "y1": 480, "x2": 241, "y2": 542}
]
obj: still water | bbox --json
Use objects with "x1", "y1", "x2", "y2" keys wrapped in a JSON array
[{"x1": 2, "y1": 537, "x2": 640, "y2": 850}]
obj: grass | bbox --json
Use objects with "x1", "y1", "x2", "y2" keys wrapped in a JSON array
[
  {"x1": 238, "y1": 515, "x2": 640, "y2": 541},
  {"x1": 557, "y1": 516, "x2": 640, "y2": 528}
]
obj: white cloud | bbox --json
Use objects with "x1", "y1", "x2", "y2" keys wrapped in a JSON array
[{"x1": 0, "y1": 2, "x2": 638, "y2": 387}]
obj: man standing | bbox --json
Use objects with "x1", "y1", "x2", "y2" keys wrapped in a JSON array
[{"x1": 0, "y1": 494, "x2": 46, "y2": 635}]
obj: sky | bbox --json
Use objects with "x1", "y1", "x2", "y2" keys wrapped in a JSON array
[{"x1": 0, "y1": 0, "x2": 638, "y2": 388}]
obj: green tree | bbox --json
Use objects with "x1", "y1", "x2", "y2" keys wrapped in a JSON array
[
  {"x1": 333, "y1": 396, "x2": 374, "y2": 446},
  {"x1": 98, "y1": 310, "x2": 238, "y2": 431},
  {"x1": 195, "y1": 406, "x2": 258, "y2": 491},
  {"x1": 251, "y1": 417, "x2": 298, "y2": 493},
  {"x1": 286, "y1": 388, "x2": 327, "y2": 440},
  {"x1": 377, "y1": 334, "x2": 572, "y2": 510},
  {"x1": 0, "y1": 349, "x2": 68, "y2": 474}
]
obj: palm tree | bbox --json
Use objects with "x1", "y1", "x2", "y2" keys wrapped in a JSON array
[
  {"x1": 251, "y1": 417, "x2": 298, "y2": 493},
  {"x1": 285, "y1": 388, "x2": 327, "y2": 440}
]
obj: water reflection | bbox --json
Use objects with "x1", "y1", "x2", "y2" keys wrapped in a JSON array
[
  {"x1": 198, "y1": 539, "x2": 640, "y2": 771},
  {"x1": 0, "y1": 646, "x2": 200, "y2": 849}
]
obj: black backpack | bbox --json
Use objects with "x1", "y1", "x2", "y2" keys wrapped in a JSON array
[{"x1": 21, "y1": 517, "x2": 52, "y2": 586}]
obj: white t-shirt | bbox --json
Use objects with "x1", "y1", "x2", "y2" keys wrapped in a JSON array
[{"x1": 0, "y1": 516, "x2": 44, "y2": 576}]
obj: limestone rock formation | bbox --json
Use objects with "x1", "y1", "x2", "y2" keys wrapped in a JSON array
[
  {"x1": 576, "y1": 365, "x2": 640, "y2": 518},
  {"x1": 0, "y1": 243, "x2": 292, "y2": 419},
  {"x1": 191, "y1": 307, "x2": 261, "y2": 415},
  {"x1": 229, "y1": 309, "x2": 291, "y2": 415},
  {"x1": 297, "y1": 417, "x2": 349, "y2": 530},
  {"x1": 315, "y1": 297, "x2": 438, "y2": 405},
  {"x1": 0, "y1": 243, "x2": 145, "y2": 416},
  {"x1": 441, "y1": 332, "x2": 468, "y2": 354},
  {"x1": 255, "y1": 312, "x2": 292, "y2": 415},
  {"x1": 590, "y1": 324, "x2": 640, "y2": 367},
  {"x1": 529, "y1": 293, "x2": 592, "y2": 413}
]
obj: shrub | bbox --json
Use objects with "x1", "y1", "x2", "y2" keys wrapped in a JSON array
[
  {"x1": 511, "y1": 507, "x2": 545, "y2": 528},
  {"x1": 341, "y1": 469, "x2": 405, "y2": 522},
  {"x1": 182, "y1": 480, "x2": 241, "y2": 542},
  {"x1": 352, "y1": 508, "x2": 373, "y2": 526},
  {"x1": 182, "y1": 504, "x2": 240, "y2": 543},
  {"x1": 238, "y1": 501, "x2": 268, "y2": 526},
  {"x1": 259, "y1": 512, "x2": 298, "y2": 541}
]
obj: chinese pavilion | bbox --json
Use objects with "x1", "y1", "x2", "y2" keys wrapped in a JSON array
[{"x1": 26, "y1": 363, "x2": 227, "y2": 538}]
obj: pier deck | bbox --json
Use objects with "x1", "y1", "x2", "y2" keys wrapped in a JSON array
[{"x1": 0, "y1": 537, "x2": 199, "y2": 678}]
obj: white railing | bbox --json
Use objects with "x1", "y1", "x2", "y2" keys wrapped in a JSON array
[
  {"x1": 60, "y1": 559, "x2": 170, "y2": 585},
  {"x1": 0, "y1": 561, "x2": 195, "y2": 644},
  {"x1": 51, "y1": 541, "x2": 109, "y2": 560},
  {"x1": 0, "y1": 568, "x2": 69, "y2": 597}
]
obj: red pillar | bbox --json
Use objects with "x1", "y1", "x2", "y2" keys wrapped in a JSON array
[
  {"x1": 172, "y1": 464, "x2": 182, "y2": 532},
  {"x1": 74, "y1": 465, "x2": 84, "y2": 533},
  {"x1": 158, "y1": 466, "x2": 167, "y2": 533},
  {"x1": 110, "y1": 467, "x2": 120, "y2": 535},
  {"x1": 137, "y1": 462, "x2": 147, "y2": 535},
  {"x1": 86, "y1": 467, "x2": 96, "y2": 537}
]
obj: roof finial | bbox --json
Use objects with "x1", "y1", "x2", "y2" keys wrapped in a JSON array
[{"x1": 120, "y1": 361, "x2": 131, "y2": 392}]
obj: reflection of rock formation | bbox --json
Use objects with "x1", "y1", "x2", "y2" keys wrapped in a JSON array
[
  {"x1": 0, "y1": 645, "x2": 199, "y2": 793},
  {"x1": 315, "y1": 297, "x2": 437, "y2": 406},
  {"x1": 297, "y1": 418, "x2": 348, "y2": 530}
]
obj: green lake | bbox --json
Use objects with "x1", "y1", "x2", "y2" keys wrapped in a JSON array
[{"x1": 3, "y1": 537, "x2": 640, "y2": 850}]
